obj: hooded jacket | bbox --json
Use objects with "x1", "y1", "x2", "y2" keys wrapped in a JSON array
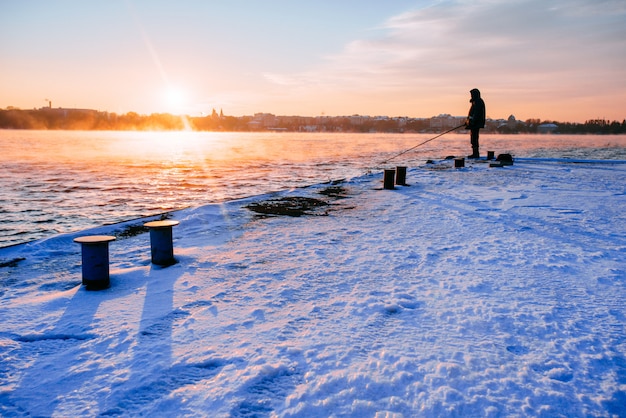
[{"x1": 467, "y1": 88, "x2": 486, "y2": 129}]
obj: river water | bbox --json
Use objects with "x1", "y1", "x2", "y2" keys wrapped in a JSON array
[{"x1": 1, "y1": 130, "x2": 625, "y2": 247}]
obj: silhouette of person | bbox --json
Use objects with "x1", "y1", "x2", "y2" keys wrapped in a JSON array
[{"x1": 465, "y1": 88, "x2": 486, "y2": 158}]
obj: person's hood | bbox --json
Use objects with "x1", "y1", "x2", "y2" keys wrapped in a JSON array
[{"x1": 470, "y1": 88, "x2": 481, "y2": 102}]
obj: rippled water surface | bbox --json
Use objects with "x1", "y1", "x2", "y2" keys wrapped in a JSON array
[{"x1": 1, "y1": 130, "x2": 625, "y2": 247}]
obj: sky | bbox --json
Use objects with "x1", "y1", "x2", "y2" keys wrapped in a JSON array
[{"x1": 1, "y1": 0, "x2": 625, "y2": 122}]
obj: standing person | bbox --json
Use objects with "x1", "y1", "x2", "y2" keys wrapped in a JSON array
[{"x1": 465, "y1": 88, "x2": 486, "y2": 158}]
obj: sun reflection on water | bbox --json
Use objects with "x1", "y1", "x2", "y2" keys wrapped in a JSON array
[{"x1": 2, "y1": 129, "x2": 625, "y2": 247}]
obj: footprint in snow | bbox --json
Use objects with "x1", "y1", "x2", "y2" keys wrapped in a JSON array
[
  {"x1": 506, "y1": 345, "x2": 529, "y2": 355},
  {"x1": 230, "y1": 365, "x2": 301, "y2": 417}
]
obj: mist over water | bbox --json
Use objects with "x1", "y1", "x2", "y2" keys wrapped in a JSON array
[{"x1": 1, "y1": 130, "x2": 625, "y2": 247}]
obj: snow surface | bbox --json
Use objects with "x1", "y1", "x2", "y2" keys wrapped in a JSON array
[{"x1": 1, "y1": 158, "x2": 625, "y2": 417}]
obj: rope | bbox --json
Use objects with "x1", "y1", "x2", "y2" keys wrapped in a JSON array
[{"x1": 377, "y1": 124, "x2": 466, "y2": 166}]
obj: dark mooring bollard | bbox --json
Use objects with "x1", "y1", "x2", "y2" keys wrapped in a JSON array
[
  {"x1": 487, "y1": 151, "x2": 495, "y2": 160},
  {"x1": 144, "y1": 220, "x2": 180, "y2": 266},
  {"x1": 454, "y1": 158, "x2": 465, "y2": 168},
  {"x1": 383, "y1": 169, "x2": 396, "y2": 190},
  {"x1": 396, "y1": 166, "x2": 407, "y2": 186},
  {"x1": 74, "y1": 235, "x2": 116, "y2": 290}
]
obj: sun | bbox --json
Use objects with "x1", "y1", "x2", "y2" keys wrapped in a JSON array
[{"x1": 162, "y1": 86, "x2": 188, "y2": 114}]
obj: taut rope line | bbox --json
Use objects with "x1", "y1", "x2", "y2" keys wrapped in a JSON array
[{"x1": 377, "y1": 124, "x2": 466, "y2": 166}]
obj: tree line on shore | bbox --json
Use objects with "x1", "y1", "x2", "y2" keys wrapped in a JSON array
[{"x1": 1, "y1": 107, "x2": 625, "y2": 134}]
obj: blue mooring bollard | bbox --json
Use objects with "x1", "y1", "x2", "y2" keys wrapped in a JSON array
[
  {"x1": 74, "y1": 235, "x2": 116, "y2": 290},
  {"x1": 144, "y1": 220, "x2": 180, "y2": 266}
]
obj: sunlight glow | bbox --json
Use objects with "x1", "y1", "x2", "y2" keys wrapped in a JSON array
[{"x1": 162, "y1": 86, "x2": 188, "y2": 114}]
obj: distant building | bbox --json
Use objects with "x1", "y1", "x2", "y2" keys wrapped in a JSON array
[
  {"x1": 507, "y1": 115, "x2": 517, "y2": 129},
  {"x1": 248, "y1": 113, "x2": 277, "y2": 129},
  {"x1": 430, "y1": 114, "x2": 464, "y2": 129},
  {"x1": 349, "y1": 115, "x2": 366, "y2": 126},
  {"x1": 537, "y1": 123, "x2": 558, "y2": 134}
]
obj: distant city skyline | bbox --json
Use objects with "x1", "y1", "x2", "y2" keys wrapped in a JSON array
[
  {"x1": 1, "y1": 0, "x2": 625, "y2": 123},
  {"x1": 4, "y1": 105, "x2": 624, "y2": 135},
  {"x1": 9, "y1": 101, "x2": 622, "y2": 125}
]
